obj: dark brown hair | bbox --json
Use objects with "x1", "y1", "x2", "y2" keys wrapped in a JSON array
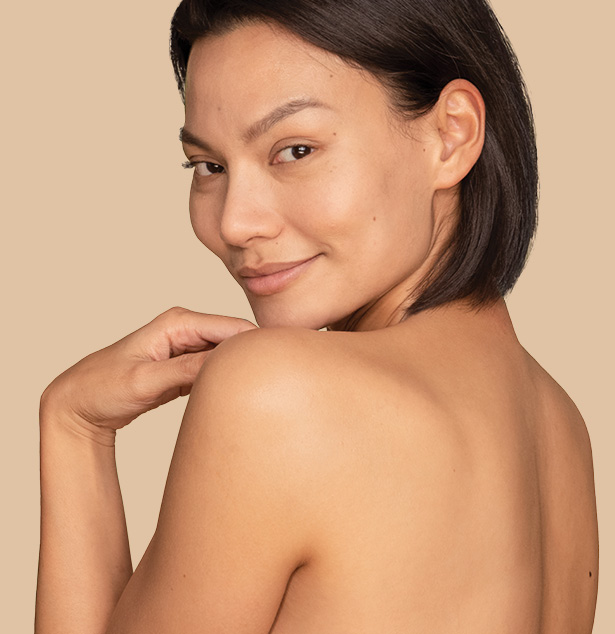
[{"x1": 170, "y1": 0, "x2": 538, "y2": 316}]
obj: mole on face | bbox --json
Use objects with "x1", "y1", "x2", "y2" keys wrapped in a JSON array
[{"x1": 589, "y1": 571, "x2": 592, "y2": 578}]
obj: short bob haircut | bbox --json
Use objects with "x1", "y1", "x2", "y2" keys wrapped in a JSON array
[{"x1": 170, "y1": 0, "x2": 538, "y2": 317}]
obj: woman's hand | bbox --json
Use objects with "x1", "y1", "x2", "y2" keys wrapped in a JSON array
[
  {"x1": 40, "y1": 307, "x2": 257, "y2": 436},
  {"x1": 36, "y1": 307, "x2": 256, "y2": 632}
]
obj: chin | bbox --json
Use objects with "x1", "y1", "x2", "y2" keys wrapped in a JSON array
[{"x1": 245, "y1": 279, "x2": 375, "y2": 331}]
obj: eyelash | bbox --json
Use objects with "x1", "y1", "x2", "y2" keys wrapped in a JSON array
[
  {"x1": 182, "y1": 160, "x2": 225, "y2": 175},
  {"x1": 182, "y1": 144, "x2": 316, "y2": 176}
]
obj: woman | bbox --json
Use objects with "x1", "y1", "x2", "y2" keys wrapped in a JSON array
[{"x1": 35, "y1": 0, "x2": 599, "y2": 632}]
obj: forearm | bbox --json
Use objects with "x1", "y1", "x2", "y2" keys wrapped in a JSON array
[
  {"x1": 33, "y1": 309, "x2": 251, "y2": 631},
  {"x1": 36, "y1": 399, "x2": 132, "y2": 634}
]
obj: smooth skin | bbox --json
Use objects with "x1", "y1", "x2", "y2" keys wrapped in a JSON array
[{"x1": 36, "y1": 22, "x2": 598, "y2": 634}]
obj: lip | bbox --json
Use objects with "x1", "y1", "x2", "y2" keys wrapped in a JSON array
[{"x1": 238, "y1": 255, "x2": 320, "y2": 296}]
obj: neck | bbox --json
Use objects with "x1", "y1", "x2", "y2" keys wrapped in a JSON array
[
  {"x1": 329, "y1": 292, "x2": 513, "y2": 337},
  {"x1": 328, "y1": 280, "x2": 413, "y2": 332}
]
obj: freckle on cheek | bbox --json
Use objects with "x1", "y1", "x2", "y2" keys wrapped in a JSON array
[{"x1": 373, "y1": 217, "x2": 377, "y2": 222}]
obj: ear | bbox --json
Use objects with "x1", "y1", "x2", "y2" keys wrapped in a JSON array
[{"x1": 431, "y1": 79, "x2": 485, "y2": 190}]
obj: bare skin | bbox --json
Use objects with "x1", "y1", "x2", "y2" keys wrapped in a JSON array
[
  {"x1": 36, "y1": 21, "x2": 598, "y2": 634},
  {"x1": 36, "y1": 302, "x2": 598, "y2": 633},
  {"x1": 260, "y1": 302, "x2": 599, "y2": 633}
]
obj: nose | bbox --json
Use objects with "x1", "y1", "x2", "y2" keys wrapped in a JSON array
[{"x1": 219, "y1": 169, "x2": 283, "y2": 247}]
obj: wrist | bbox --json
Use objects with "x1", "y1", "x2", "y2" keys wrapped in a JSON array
[{"x1": 40, "y1": 390, "x2": 117, "y2": 448}]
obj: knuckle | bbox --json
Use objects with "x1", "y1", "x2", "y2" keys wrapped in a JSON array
[
  {"x1": 167, "y1": 305, "x2": 188, "y2": 316},
  {"x1": 157, "y1": 306, "x2": 188, "y2": 322},
  {"x1": 151, "y1": 306, "x2": 189, "y2": 331}
]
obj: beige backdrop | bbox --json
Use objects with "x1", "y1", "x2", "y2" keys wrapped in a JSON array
[{"x1": 2, "y1": 0, "x2": 612, "y2": 631}]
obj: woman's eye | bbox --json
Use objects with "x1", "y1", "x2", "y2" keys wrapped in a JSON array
[
  {"x1": 275, "y1": 145, "x2": 314, "y2": 164},
  {"x1": 182, "y1": 161, "x2": 225, "y2": 176}
]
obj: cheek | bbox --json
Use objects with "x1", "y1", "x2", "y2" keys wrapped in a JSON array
[
  {"x1": 318, "y1": 156, "x2": 435, "y2": 279},
  {"x1": 293, "y1": 157, "x2": 429, "y2": 249},
  {"x1": 286, "y1": 162, "x2": 375, "y2": 240},
  {"x1": 374, "y1": 157, "x2": 435, "y2": 239}
]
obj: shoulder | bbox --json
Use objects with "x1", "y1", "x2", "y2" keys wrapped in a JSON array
[
  {"x1": 191, "y1": 326, "x2": 341, "y2": 419},
  {"x1": 183, "y1": 326, "x2": 342, "y2": 481},
  {"x1": 184, "y1": 325, "x2": 453, "y2": 467},
  {"x1": 182, "y1": 326, "x2": 433, "y2": 496},
  {"x1": 203, "y1": 325, "x2": 321, "y2": 368},
  {"x1": 201, "y1": 325, "x2": 329, "y2": 374},
  {"x1": 188, "y1": 326, "x2": 446, "y2": 455}
]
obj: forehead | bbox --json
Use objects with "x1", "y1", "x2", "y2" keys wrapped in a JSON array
[{"x1": 184, "y1": 21, "x2": 393, "y2": 132}]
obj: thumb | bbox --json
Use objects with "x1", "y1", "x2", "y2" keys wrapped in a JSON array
[
  {"x1": 168, "y1": 348, "x2": 211, "y2": 390},
  {"x1": 141, "y1": 349, "x2": 211, "y2": 409}
]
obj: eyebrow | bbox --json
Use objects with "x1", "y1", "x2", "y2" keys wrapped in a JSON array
[
  {"x1": 179, "y1": 127, "x2": 213, "y2": 152},
  {"x1": 179, "y1": 97, "x2": 331, "y2": 150},
  {"x1": 243, "y1": 97, "x2": 330, "y2": 142}
]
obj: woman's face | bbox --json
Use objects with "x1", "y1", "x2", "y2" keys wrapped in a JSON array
[{"x1": 183, "y1": 22, "x2": 442, "y2": 330}]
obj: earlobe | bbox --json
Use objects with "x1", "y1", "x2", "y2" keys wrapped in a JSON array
[{"x1": 433, "y1": 79, "x2": 485, "y2": 189}]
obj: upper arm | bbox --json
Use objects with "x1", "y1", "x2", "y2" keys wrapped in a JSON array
[{"x1": 107, "y1": 329, "x2": 321, "y2": 633}]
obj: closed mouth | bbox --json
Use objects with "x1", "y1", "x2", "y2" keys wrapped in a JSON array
[
  {"x1": 237, "y1": 255, "x2": 320, "y2": 296},
  {"x1": 237, "y1": 256, "x2": 318, "y2": 278}
]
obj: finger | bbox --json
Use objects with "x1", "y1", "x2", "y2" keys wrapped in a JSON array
[
  {"x1": 165, "y1": 312, "x2": 257, "y2": 357},
  {"x1": 139, "y1": 349, "x2": 211, "y2": 409},
  {"x1": 136, "y1": 308, "x2": 257, "y2": 361}
]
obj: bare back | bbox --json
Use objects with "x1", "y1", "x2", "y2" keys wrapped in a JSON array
[{"x1": 270, "y1": 302, "x2": 598, "y2": 633}]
